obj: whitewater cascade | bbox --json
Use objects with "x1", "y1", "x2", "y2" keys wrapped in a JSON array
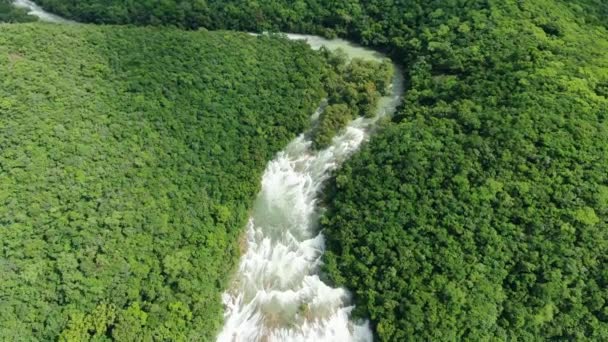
[
  {"x1": 11, "y1": 3, "x2": 404, "y2": 340},
  {"x1": 218, "y1": 35, "x2": 403, "y2": 341},
  {"x1": 12, "y1": 0, "x2": 74, "y2": 23}
]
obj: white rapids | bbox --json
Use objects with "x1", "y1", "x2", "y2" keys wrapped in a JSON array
[
  {"x1": 12, "y1": 0, "x2": 75, "y2": 23},
  {"x1": 10, "y1": 3, "x2": 404, "y2": 340},
  {"x1": 218, "y1": 35, "x2": 403, "y2": 342}
]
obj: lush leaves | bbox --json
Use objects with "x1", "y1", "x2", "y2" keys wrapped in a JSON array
[
  {"x1": 322, "y1": 1, "x2": 608, "y2": 340},
  {"x1": 312, "y1": 104, "x2": 352, "y2": 149},
  {"x1": 0, "y1": 24, "x2": 331, "y2": 340},
  {"x1": 7, "y1": 0, "x2": 608, "y2": 340},
  {"x1": 311, "y1": 51, "x2": 393, "y2": 149}
]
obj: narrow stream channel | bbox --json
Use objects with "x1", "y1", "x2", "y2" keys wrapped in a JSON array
[{"x1": 10, "y1": 4, "x2": 404, "y2": 340}]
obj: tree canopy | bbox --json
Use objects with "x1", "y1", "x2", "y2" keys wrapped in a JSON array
[
  {"x1": 0, "y1": 21, "x2": 390, "y2": 340},
  {"x1": 321, "y1": 1, "x2": 608, "y2": 340},
  {"x1": 0, "y1": 24, "x2": 331, "y2": 340},
  {"x1": 5, "y1": 0, "x2": 608, "y2": 340}
]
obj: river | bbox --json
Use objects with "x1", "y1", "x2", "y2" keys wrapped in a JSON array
[
  {"x1": 12, "y1": 0, "x2": 74, "y2": 23},
  {"x1": 10, "y1": 3, "x2": 404, "y2": 341},
  {"x1": 218, "y1": 34, "x2": 403, "y2": 342}
]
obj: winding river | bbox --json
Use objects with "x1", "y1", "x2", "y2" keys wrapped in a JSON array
[
  {"x1": 218, "y1": 34, "x2": 403, "y2": 342},
  {"x1": 11, "y1": 3, "x2": 404, "y2": 341}
]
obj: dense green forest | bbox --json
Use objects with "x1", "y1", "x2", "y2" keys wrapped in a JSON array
[
  {"x1": 0, "y1": 24, "x2": 330, "y2": 340},
  {"x1": 316, "y1": 1, "x2": 608, "y2": 340},
  {"x1": 6, "y1": 0, "x2": 608, "y2": 340},
  {"x1": 0, "y1": 21, "x2": 390, "y2": 339},
  {"x1": 0, "y1": 0, "x2": 38, "y2": 22},
  {"x1": 323, "y1": 1, "x2": 608, "y2": 339}
]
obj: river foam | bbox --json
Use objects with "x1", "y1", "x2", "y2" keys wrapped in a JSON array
[
  {"x1": 218, "y1": 35, "x2": 403, "y2": 342},
  {"x1": 12, "y1": 0, "x2": 75, "y2": 23}
]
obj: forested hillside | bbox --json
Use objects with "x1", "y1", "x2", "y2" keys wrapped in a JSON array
[
  {"x1": 0, "y1": 24, "x2": 332, "y2": 340},
  {"x1": 317, "y1": 1, "x2": 608, "y2": 340},
  {"x1": 0, "y1": 20, "x2": 394, "y2": 339},
  {"x1": 7, "y1": 0, "x2": 608, "y2": 340}
]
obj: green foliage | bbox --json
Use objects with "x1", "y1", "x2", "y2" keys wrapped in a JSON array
[
  {"x1": 0, "y1": 24, "x2": 331, "y2": 340},
  {"x1": 312, "y1": 50, "x2": 393, "y2": 149},
  {"x1": 312, "y1": 104, "x2": 352, "y2": 149},
  {"x1": 7, "y1": 0, "x2": 608, "y2": 340},
  {"x1": 320, "y1": 1, "x2": 608, "y2": 340},
  {"x1": 0, "y1": 0, "x2": 38, "y2": 22}
]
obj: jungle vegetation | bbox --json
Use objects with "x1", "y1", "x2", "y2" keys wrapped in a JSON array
[
  {"x1": 0, "y1": 22, "x2": 388, "y2": 340},
  {"x1": 312, "y1": 51, "x2": 393, "y2": 149},
  {"x1": 321, "y1": 1, "x2": 608, "y2": 340},
  {"x1": 5, "y1": 0, "x2": 608, "y2": 340},
  {"x1": 0, "y1": 23, "x2": 326, "y2": 341}
]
